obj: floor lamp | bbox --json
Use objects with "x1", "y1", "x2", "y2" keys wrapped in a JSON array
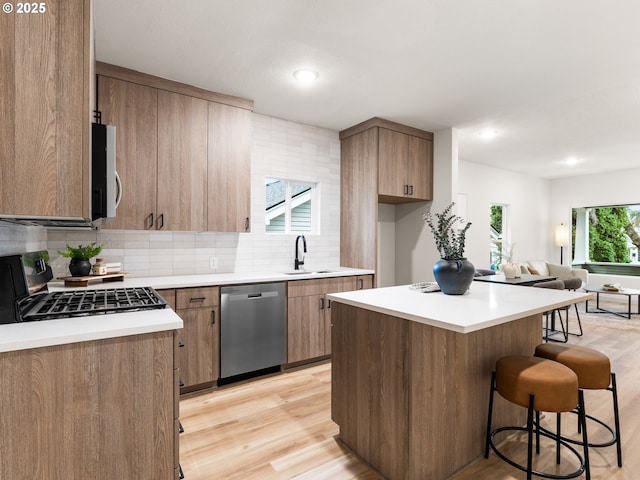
[{"x1": 555, "y1": 223, "x2": 569, "y2": 264}]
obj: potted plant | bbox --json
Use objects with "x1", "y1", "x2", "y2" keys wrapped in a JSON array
[
  {"x1": 58, "y1": 243, "x2": 103, "y2": 277},
  {"x1": 423, "y1": 202, "x2": 474, "y2": 294}
]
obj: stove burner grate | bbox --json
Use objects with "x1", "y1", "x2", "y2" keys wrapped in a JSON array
[{"x1": 19, "y1": 287, "x2": 167, "y2": 321}]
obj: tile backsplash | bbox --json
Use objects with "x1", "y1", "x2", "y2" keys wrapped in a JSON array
[
  {"x1": 0, "y1": 114, "x2": 341, "y2": 279},
  {"x1": 0, "y1": 224, "x2": 48, "y2": 255}
]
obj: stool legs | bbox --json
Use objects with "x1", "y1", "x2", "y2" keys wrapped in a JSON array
[
  {"x1": 555, "y1": 373, "x2": 622, "y2": 469},
  {"x1": 484, "y1": 371, "x2": 496, "y2": 459},
  {"x1": 485, "y1": 370, "x2": 590, "y2": 480},
  {"x1": 612, "y1": 373, "x2": 622, "y2": 467}
]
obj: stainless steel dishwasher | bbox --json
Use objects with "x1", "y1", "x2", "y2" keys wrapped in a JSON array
[{"x1": 220, "y1": 282, "x2": 286, "y2": 379}]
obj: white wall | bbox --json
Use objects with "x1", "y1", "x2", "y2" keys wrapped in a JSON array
[
  {"x1": 40, "y1": 114, "x2": 341, "y2": 278},
  {"x1": 459, "y1": 160, "x2": 552, "y2": 268}
]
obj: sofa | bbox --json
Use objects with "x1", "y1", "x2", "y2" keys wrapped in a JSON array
[{"x1": 523, "y1": 260, "x2": 589, "y2": 287}]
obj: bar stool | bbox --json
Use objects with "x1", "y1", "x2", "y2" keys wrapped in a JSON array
[
  {"x1": 534, "y1": 343, "x2": 622, "y2": 468},
  {"x1": 534, "y1": 280, "x2": 568, "y2": 342},
  {"x1": 562, "y1": 277, "x2": 584, "y2": 337},
  {"x1": 485, "y1": 355, "x2": 590, "y2": 480}
]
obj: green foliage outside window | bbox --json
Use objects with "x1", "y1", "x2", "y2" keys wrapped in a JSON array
[
  {"x1": 490, "y1": 205, "x2": 502, "y2": 234},
  {"x1": 589, "y1": 207, "x2": 631, "y2": 263}
]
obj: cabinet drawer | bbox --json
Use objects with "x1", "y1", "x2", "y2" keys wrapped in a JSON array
[
  {"x1": 288, "y1": 276, "x2": 357, "y2": 298},
  {"x1": 176, "y1": 286, "x2": 219, "y2": 309}
]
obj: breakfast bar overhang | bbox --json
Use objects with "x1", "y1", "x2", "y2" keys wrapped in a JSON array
[{"x1": 327, "y1": 282, "x2": 591, "y2": 480}]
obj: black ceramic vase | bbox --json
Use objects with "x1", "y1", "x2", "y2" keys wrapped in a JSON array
[
  {"x1": 433, "y1": 258, "x2": 475, "y2": 295},
  {"x1": 69, "y1": 258, "x2": 91, "y2": 277}
]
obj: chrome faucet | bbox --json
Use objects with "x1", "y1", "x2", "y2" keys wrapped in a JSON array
[{"x1": 294, "y1": 235, "x2": 307, "y2": 270}]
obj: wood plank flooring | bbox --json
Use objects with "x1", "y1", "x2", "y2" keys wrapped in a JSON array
[{"x1": 179, "y1": 304, "x2": 640, "y2": 479}]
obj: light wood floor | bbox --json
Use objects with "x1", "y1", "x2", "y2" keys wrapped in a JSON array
[{"x1": 179, "y1": 306, "x2": 639, "y2": 479}]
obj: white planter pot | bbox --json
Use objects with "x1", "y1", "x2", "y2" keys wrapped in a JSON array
[{"x1": 501, "y1": 262, "x2": 520, "y2": 279}]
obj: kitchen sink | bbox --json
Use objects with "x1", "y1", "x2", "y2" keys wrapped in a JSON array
[{"x1": 283, "y1": 270, "x2": 337, "y2": 275}]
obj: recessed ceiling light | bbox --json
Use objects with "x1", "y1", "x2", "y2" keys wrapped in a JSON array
[
  {"x1": 293, "y1": 69, "x2": 319, "y2": 84},
  {"x1": 479, "y1": 129, "x2": 497, "y2": 140},
  {"x1": 565, "y1": 157, "x2": 579, "y2": 166}
]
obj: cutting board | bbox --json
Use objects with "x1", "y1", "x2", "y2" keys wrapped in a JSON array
[{"x1": 57, "y1": 272, "x2": 128, "y2": 288}]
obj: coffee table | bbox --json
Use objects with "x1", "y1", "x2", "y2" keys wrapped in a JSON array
[{"x1": 584, "y1": 286, "x2": 640, "y2": 319}]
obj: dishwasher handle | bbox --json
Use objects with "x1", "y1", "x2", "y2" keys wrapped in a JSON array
[{"x1": 228, "y1": 291, "x2": 280, "y2": 301}]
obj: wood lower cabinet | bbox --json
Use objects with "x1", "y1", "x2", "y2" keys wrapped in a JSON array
[
  {"x1": 0, "y1": 0, "x2": 91, "y2": 218},
  {"x1": 0, "y1": 331, "x2": 177, "y2": 480},
  {"x1": 157, "y1": 288, "x2": 177, "y2": 310},
  {"x1": 175, "y1": 286, "x2": 219, "y2": 390},
  {"x1": 287, "y1": 275, "x2": 373, "y2": 364}
]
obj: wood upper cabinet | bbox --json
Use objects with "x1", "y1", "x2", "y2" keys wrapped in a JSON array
[
  {"x1": 157, "y1": 91, "x2": 208, "y2": 231},
  {"x1": 0, "y1": 0, "x2": 91, "y2": 218},
  {"x1": 96, "y1": 63, "x2": 253, "y2": 232},
  {"x1": 97, "y1": 75, "x2": 158, "y2": 230},
  {"x1": 378, "y1": 128, "x2": 433, "y2": 202},
  {"x1": 207, "y1": 102, "x2": 252, "y2": 232},
  {"x1": 340, "y1": 118, "x2": 433, "y2": 275}
]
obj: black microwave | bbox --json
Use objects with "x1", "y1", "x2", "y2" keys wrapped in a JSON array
[{"x1": 91, "y1": 122, "x2": 120, "y2": 225}]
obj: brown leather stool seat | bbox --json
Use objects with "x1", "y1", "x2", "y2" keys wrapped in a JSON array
[
  {"x1": 535, "y1": 343, "x2": 622, "y2": 468},
  {"x1": 485, "y1": 355, "x2": 590, "y2": 480},
  {"x1": 496, "y1": 355, "x2": 578, "y2": 411}
]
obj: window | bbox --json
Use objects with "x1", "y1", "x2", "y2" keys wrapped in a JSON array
[
  {"x1": 489, "y1": 204, "x2": 509, "y2": 268},
  {"x1": 572, "y1": 205, "x2": 640, "y2": 264},
  {"x1": 265, "y1": 178, "x2": 318, "y2": 234}
]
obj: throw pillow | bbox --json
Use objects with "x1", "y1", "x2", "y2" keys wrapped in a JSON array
[
  {"x1": 548, "y1": 263, "x2": 573, "y2": 280},
  {"x1": 527, "y1": 260, "x2": 548, "y2": 276},
  {"x1": 520, "y1": 264, "x2": 531, "y2": 274}
]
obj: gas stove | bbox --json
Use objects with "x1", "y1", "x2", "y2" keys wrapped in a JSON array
[
  {"x1": 19, "y1": 287, "x2": 167, "y2": 321},
  {"x1": 1, "y1": 252, "x2": 166, "y2": 323}
]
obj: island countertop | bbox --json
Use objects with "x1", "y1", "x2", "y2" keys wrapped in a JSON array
[{"x1": 327, "y1": 281, "x2": 591, "y2": 333}]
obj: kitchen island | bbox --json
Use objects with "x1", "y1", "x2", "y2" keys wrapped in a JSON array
[{"x1": 327, "y1": 282, "x2": 590, "y2": 480}]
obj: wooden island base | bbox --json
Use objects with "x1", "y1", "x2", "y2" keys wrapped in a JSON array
[{"x1": 331, "y1": 302, "x2": 541, "y2": 480}]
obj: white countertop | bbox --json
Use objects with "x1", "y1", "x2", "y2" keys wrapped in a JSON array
[
  {"x1": 2, "y1": 268, "x2": 373, "y2": 353},
  {"x1": 48, "y1": 267, "x2": 375, "y2": 291},
  {"x1": 327, "y1": 281, "x2": 591, "y2": 333},
  {"x1": 0, "y1": 308, "x2": 183, "y2": 353}
]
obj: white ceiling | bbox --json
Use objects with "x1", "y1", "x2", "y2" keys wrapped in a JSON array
[{"x1": 93, "y1": 0, "x2": 640, "y2": 179}]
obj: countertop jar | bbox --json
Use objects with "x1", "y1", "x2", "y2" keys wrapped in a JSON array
[{"x1": 93, "y1": 258, "x2": 107, "y2": 276}]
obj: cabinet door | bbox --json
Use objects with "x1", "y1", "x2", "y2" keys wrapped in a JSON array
[
  {"x1": 378, "y1": 128, "x2": 408, "y2": 198},
  {"x1": 355, "y1": 274, "x2": 374, "y2": 290},
  {"x1": 157, "y1": 91, "x2": 208, "y2": 231},
  {"x1": 177, "y1": 307, "x2": 218, "y2": 388},
  {"x1": 340, "y1": 130, "x2": 378, "y2": 270},
  {"x1": 207, "y1": 102, "x2": 252, "y2": 232},
  {"x1": 287, "y1": 294, "x2": 325, "y2": 363},
  {"x1": 1, "y1": 0, "x2": 89, "y2": 218},
  {"x1": 407, "y1": 136, "x2": 432, "y2": 201},
  {"x1": 98, "y1": 76, "x2": 158, "y2": 230}
]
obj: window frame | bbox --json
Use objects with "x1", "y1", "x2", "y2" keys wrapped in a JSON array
[{"x1": 265, "y1": 178, "x2": 319, "y2": 235}]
